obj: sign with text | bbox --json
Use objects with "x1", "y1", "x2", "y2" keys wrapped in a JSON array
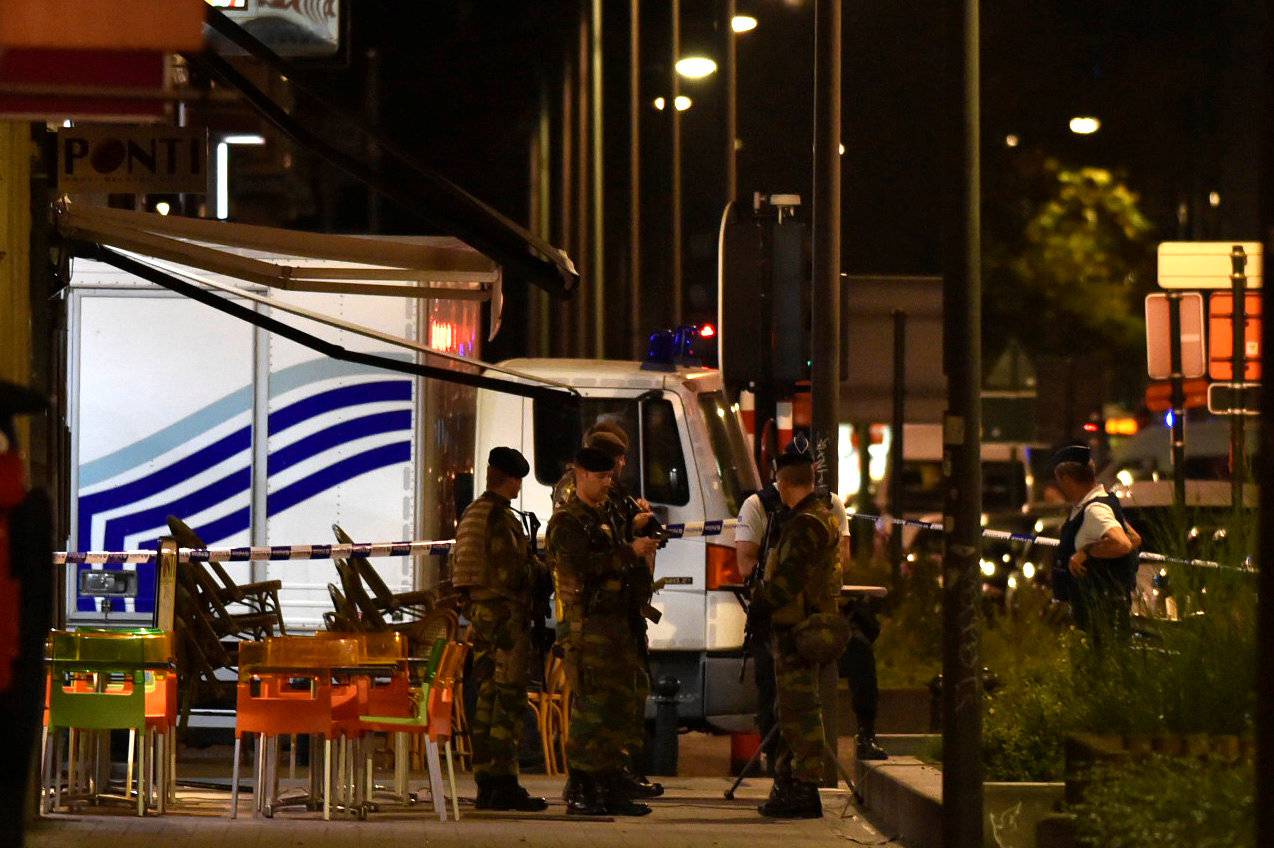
[
  {"x1": 1158, "y1": 241, "x2": 1264, "y2": 289},
  {"x1": 59, "y1": 126, "x2": 207, "y2": 194},
  {"x1": 1207, "y1": 292, "x2": 1262, "y2": 381},
  {"x1": 1145, "y1": 293, "x2": 1206, "y2": 380}
]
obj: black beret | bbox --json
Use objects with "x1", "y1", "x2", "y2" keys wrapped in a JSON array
[
  {"x1": 586, "y1": 431, "x2": 627, "y2": 459},
  {"x1": 1051, "y1": 444, "x2": 1092, "y2": 468},
  {"x1": 488, "y1": 446, "x2": 530, "y2": 479},
  {"x1": 775, "y1": 450, "x2": 814, "y2": 470},
  {"x1": 575, "y1": 446, "x2": 616, "y2": 473}
]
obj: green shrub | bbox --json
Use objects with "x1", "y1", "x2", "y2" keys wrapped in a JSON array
[{"x1": 1072, "y1": 755, "x2": 1253, "y2": 848}]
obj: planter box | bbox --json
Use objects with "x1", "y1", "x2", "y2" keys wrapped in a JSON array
[
  {"x1": 854, "y1": 749, "x2": 1064, "y2": 848},
  {"x1": 985, "y1": 781, "x2": 1066, "y2": 848}
]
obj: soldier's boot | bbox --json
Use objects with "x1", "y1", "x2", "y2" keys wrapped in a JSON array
[
  {"x1": 474, "y1": 773, "x2": 496, "y2": 809},
  {"x1": 757, "y1": 776, "x2": 792, "y2": 817},
  {"x1": 600, "y1": 772, "x2": 653, "y2": 816},
  {"x1": 617, "y1": 764, "x2": 664, "y2": 798},
  {"x1": 855, "y1": 728, "x2": 889, "y2": 761},
  {"x1": 565, "y1": 771, "x2": 608, "y2": 817},
  {"x1": 485, "y1": 775, "x2": 549, "y2": 812},
  {"x1": 759, "y1": 779, "x2": 823, "y2": 819}
]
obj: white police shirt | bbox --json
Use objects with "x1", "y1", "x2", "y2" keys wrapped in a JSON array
[
  {"x1": 736, "y1": 490, "x2": 851, "y2": 545},
  {"x1": 1070, "y1": 484, "x2": 1123, "y2": 552}
]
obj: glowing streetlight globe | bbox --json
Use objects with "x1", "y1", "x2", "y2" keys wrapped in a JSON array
[
  {"x1": 731, "y1": 15, "x2": 758, "y2": 33},
  {"x1": 1069, "y1": 116, "x2": 1100, "y2": 135},
  {"x1": 676, "y1": 56, "x2": 718, "y2": 79}
]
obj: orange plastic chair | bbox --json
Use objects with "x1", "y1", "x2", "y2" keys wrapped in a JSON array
[{"x1": 231, "y1": 636, "x2": 359, "y2": 820}]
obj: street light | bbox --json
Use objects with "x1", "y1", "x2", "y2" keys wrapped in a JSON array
[
  {"x1": 215, "y1": 133, "x2": 266, "y2": 220},
  {"x1": 1069, "y1": 116, "x2": 1100, "y2": 135},
  {"x1": 676, "y1": 55, "x2": 718, "y2": 78},
  {"x1": 653, "y1": 95, "x2": 693, "y2": 111},
  {"x1": 731, "y1": 14, "x2": 758, "y2": 32}
]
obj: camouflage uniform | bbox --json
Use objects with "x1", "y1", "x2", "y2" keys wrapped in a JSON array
[
  {"x1": 452, "y1": 490, "x2": 541, "y2": 780},
  {"x1": 554, "y1": 470, "x2": 653, "y2": 767},
  {"x1": 547, "y1": 497, "x2": 642, "y2": 776},
  {"x1": 755, "y1": 492, "x2": 841, "y2": 783}
]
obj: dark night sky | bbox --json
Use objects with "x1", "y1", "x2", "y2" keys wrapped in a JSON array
[{"x1": 276, "y1": 0, "x2": 1265, "y2": 358}]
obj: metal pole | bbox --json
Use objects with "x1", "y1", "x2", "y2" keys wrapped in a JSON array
[
  {"x1": 1258, "y1": 184, "x2": 1274, "y2": 848},
  {"x1": 538, "y1": 81, "x2": 553, "y2": 356},
  {"x1": 592, "y1": 0, "x2": 606, "y2": 357},
  {"x1": 560, "y1": 45, "x2": 575, "y2": 358},
  {"x1": 812, "y1": 0, "x2": 842, "y2": 788},
  {"x1": 723, "y1": 0, "x2": 738, "y2": 204},
  {"x1": 671, "y1": 0, "x2": 683, "y2": 324},
  {"x1": 890, "y1": 310, "x2": 907, "y2": 582},
  {"x1": 577, "y1": 6, "x2": 591, "y2": 356},
  {"x1": 940, "y1": 0, "x2": 983, "y2": 842},
  {"x1": 1168, "y1": 292, "x2": 1186, "y2": 508},
  {"x1": 631, "y1": 0, "x2": 643, "y2": 358},
  {"x1": 1230, "y1": 245, "x2": 1247, "y2": 508}
]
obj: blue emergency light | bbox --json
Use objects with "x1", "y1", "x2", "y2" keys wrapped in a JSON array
[{"x1": 642, "y1": 324, "x2": 715, "y2": 371}]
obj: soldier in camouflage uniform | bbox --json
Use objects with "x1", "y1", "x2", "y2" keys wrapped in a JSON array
[
  {"x1": 552, "y1": 423, "x2": 663, "y2": 799},
  {"x1": 749, "y1": 452, "x2": 840, "y2": 819},
  {"x1": 547, "y1": 446, "x2": 660, "y2": 817},
  {"x1": 451, "y1": 447, "x2": 549, "y2": 812}
]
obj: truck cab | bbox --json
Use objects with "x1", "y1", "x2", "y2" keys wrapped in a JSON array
[{"x1": 474, "y1": 358, "x2": 761, "y2": 726}]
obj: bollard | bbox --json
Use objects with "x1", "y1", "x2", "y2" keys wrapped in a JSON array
[{"x1": 648, "y1": 674, "x2": 681, "y2": 776}]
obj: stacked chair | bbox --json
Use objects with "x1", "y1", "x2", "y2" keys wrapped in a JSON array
[
  {"x1": 528, "y1": 651, "x2": 571, "y2": 776},
  {"x1": 42, "y1": 628, "x2": 177, "y2": 817},
  {"x1": 165, "y1": 516, "x2": 286, "y2": 730}
]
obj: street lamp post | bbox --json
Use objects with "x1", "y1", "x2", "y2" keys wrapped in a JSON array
[{"x1": 671, "y1": 0, "x2": 683, "y2": 325}]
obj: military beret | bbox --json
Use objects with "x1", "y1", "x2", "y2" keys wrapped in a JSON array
[
  {"x1": 586, "y1": 431, "x2": 627, "y2": 459},
  {"x1": 584, "y1": 419, "x2": 630, "y2": 451},
  {"x1": 575, "y1": 446, "x2": 616, "y2": 473},
  {"x1": 488, "y1": 446, "x2": 530, "y2": 479},
  {"x1": 1050, "y1": 444, "x2": 1092, "y2": 468},
  {"x1": 775, "y1": 450, "x2": 814, "y2": 470}
]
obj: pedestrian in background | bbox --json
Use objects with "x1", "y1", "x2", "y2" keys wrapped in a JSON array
[{"x1": 1050, "y1": 444, "x2": 1142, "y2": 643}]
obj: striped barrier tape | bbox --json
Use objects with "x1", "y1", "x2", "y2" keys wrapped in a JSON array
[{"x1": 52, "y1": 513, "x2": 1248, "y2": 572}]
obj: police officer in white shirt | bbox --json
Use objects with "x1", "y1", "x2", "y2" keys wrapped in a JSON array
[
  {"x1": 1050, "y1": 444, "x2": 1142, "y2": 641},
  {"x1": 736, "y1": 474, "x2": 887, "y2": 762}
]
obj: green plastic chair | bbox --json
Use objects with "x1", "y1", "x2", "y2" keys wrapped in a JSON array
[
  {"x1": 45, "y1": 630, "x2": 173, "y2": 816},
  {"x1": 357, "y1": 638, "x2": 448, "y2": 815}
]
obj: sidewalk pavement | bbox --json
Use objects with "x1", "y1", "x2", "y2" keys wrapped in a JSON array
[{"x1": 26, "y1": 773, "x2": 905, "y2": 848}]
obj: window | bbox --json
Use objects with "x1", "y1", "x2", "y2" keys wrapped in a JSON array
[
  {"x1": 641, "y1": 398, "x2": 690, "y2": 505},
  {"x1": 532, "y1": 396, "x2": 689, "y2": 506},
  {"x1": 697, "y1": 392, "x2": 757, "y2": 515}
]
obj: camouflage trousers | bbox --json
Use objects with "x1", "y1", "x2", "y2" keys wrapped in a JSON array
[
  {"x1": 564, "y1": 610, "x2": 642, "y2": 774},
  {"x1": 465, "y1": 597, "x2": 531, "y2": 779},
  {"x1": 772, "y1": 626, "x2": 826, "y2": 783},
  {"x1": 620, "y1": 618, "x2": 651, "y2": 764}
]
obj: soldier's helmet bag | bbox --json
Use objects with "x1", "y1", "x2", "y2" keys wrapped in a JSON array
[{"x1": 792, "y1": 612, "x2": 851, "y2": 664}]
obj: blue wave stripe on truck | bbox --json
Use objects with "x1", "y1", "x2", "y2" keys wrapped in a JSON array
[{"x1": 77, "y1": 380, "x2": 412, "y2": 549}]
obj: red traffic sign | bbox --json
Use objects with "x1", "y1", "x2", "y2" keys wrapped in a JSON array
[
  {"x1": 1145, "y1": 293, "x2": 1206, "y2": 380},
  {"x1": 1208, "y1": 292, "x2": 1262, "y2": 381},
  {"x1": 1144, "y1": 379, "x2": 1208, "y2": 413},
  {"x1": 1207, "y1": 382, "x2": 1260, "y2": 416}
]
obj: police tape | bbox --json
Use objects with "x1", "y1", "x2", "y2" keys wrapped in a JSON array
[
  {"x1": 50, "y1": 514, "x2": 1249, "y2": 572},
  {"x1": 844, "y1": 512, "x2": 1252, "y2": 573},
  {"x1": 51, "y1": 519, "x2": 743, "y2": 565}
]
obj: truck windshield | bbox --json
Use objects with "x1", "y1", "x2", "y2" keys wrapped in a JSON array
[
  {"x1": 697, "y1": 391, "x2": 757, "y2": 515},
  {"x1": 532, "y1": 396, "x2": 689, "y2": 506}
]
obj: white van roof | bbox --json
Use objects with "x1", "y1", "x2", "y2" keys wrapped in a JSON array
[{"x1": 496, "y1": 358, "x2": 722, "y2": 391}]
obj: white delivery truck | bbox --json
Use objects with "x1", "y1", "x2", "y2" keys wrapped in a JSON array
[{"x1": 473, "y1": 358, "x2": 762, "y2": 726}]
